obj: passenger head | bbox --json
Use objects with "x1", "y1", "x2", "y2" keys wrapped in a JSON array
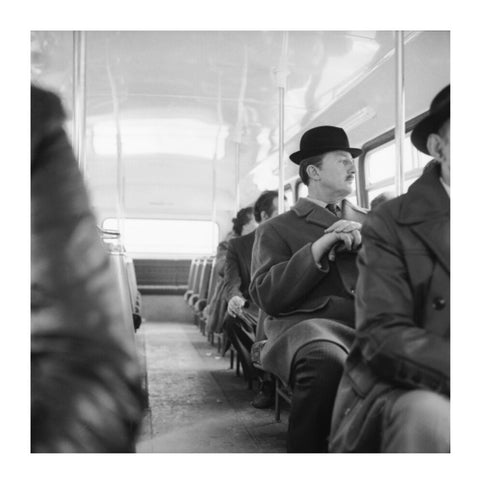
[
  {"x1": 232, "y1": 206, "x2": 256, "y2": 236},
  {"x1": 290, "y1": 126, "x2": 362, "y2": 202},
  {"x1": 370, "y1": 191, "x2": 395, "y2": 211},
  {"x1": 253, "y1": 190, "x2": 280, "y2": 223},
  {"x1": 411, "y1": 85, "x2": 450, "y2": 184}
]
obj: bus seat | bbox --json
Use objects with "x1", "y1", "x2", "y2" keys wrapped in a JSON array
[
  {"x1": 184, "y1": 258, "x2": 200, "y2": 301},
  {"x1": 251, "y1": 340, "x2": 292, "y2": 422}
]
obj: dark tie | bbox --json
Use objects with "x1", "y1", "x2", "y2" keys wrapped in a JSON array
[{"x1": 326, "y1": 203, "x2": 340, "y2": 217}]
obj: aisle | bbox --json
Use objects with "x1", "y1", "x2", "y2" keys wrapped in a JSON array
[{"x1": 136, "y1": 320, "x2": 287, "y2": 453}]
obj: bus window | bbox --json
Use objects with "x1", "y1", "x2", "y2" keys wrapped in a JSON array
[
  {"x1": 364, "y1": 132, "x2": 432, "y2": 207},
  {"x1": 296, "y1": 181, "x2": 308, "y2": 200},
  {"x1": 284, "y1": 185, "x2": 294, "y2": 209},
  {"x1": 102, "y1": 218, "x2": 219, "y2": 258}
]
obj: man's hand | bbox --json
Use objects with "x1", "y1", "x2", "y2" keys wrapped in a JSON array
[
  {"x1": 325, "y1": 220, "x2": 362, "y2": 260},
  {"x1": 227, "y1": 295, "x2": 246, "y2": 317},
  {"x1": 311, "y1": 220, "x2": 362, "y2": 263}
]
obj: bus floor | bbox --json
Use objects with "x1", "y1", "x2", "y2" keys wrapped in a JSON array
[{"x1": 135, "y1": 305, "x2": 288, "y2": 453}]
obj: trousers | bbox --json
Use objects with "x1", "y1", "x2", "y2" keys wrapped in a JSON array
[
  {"x1": 287, "y1": 340, "x2": 348, "y2": 453},
  {"x1": 381, "y1": 389, "x2": 450, "y2": 452},
  {"x1": 224, "y1": 312, "x2": 258, "y2": 381}
]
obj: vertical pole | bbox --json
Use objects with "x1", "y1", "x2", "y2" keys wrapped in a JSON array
[
  {"x1": 276, "y1": 31, "x2": 289, "y2": 214},
  {"x1": 278, "y1": 85, "x2": 285, "y2": 214},
  {"x1": 394, "y1": 31, "x2": 405, "y2": 195},
  {"x1": 211, "y1": 153, "x2": 217, "y2": 253},
  {"x1": 234, "y1": 141, "x2": 241, "y2": 213},
  {"x1": 106, "y1": 43, "x2": 125, "y2": 245},
  {"x1": 212, "y1": 69, "x2": 223, "y2": 253},
  {"x1": 72, "y1": 31, "x2": 87, "y2": 174}
]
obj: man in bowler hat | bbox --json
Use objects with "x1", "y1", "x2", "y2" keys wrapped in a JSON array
[
  {"x1": 329, "y1": 85, "x2": 450, "y2": 452},
  {"x1": 249, "y1": 125, "x2": 367, "y2": 452}
]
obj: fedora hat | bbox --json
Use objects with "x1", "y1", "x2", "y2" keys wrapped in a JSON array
[
  {"x1": 411, "y1": 85, "x2": 450, "y2": 155},
  {"x1": 289, "y1": 126, "x2": 363, "y2": 165}
]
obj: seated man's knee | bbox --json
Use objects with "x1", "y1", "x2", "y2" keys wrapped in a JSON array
[
  {"x1": 383, "y1": 389, "x2": 450, "y2": 452},
  {"x1": 293, "y1": 341, "x2": 347, "y2": 388}
]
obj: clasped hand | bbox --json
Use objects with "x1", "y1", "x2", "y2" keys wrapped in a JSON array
[
  {"x1": 324, "y1": 220, "x2": 362, "y2": 260},
  {"x1": 227, "y1": 295, "x2": 246, "y2": 317}
]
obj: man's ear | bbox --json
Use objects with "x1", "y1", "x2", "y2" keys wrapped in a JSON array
[
  {"x1": 260, "y1": 211, "x2": 268, "y2": 222},
  {"x1": 426, "y1": 133, "x2": 445, "y2": 161},
  {"x1": 306, "y1": 164, "x2": 320, "y2": 181}
]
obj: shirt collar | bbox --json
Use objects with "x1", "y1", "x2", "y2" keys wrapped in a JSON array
[
  {"x1": 439, "y1": 176, "x2": 450, "y2": 197},
  {"x1": 306, "y1": 196, "x2": 342, "y2": 209}
]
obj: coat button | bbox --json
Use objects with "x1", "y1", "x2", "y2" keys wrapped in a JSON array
[
  {"x1": 350, "y1": 288, "x2": 356, "y2": 295},
  {"x1": 432, "y1": 297, "x2": 446, "y2": 310}
]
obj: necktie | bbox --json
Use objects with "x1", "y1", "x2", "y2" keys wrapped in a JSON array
[{"x1": 326, "y1": 203, "x2": 340, "y2": 217}]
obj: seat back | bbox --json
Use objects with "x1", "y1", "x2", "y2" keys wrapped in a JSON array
[{"x1": 198, "y1": 257, "x2": 214, "y2": 300}]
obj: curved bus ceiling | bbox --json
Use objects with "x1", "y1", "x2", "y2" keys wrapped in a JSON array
[{"x1": 31, "y1": 31, "x2": 450, "y2": 236}]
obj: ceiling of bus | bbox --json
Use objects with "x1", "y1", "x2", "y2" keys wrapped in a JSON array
[{"x1": 31, "y1": 31, "x2": 450, "y2": 224}]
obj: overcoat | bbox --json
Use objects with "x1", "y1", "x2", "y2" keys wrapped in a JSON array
[
  {"x1": 329, "y1": 162, "x2": 450, "y2": 452},
  {"x1": 224, "y1": 230, "x2": 256, "y2": 302},
  {"x1": 249, "y1": 197, "x2": 367, "y2": 383}
]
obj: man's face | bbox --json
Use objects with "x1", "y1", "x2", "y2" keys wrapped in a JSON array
[
  {"x1": 427, "y1": 118, "x2": 450, "y2": 182},
  {"x1": 315, "y1": 150, "x2": 356, "y2": 198},
  {"x1": 439, "y1": 119, "x2": 450, "y2": 172},
  {"x1": 269, "y1": 197, "x2": 279, "y2": 218}
]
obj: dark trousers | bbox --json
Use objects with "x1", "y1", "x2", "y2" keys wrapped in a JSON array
[
  {"x1": 287, "y1": 340, "x2": 348, "y2": 453},
  {"x1": 224, "y1": 313, "x2": 257, "y2": 381}
]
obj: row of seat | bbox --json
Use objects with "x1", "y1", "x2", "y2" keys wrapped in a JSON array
[
  {"x1": 100, "y1": 228, "x2": 144, "y2": 335},
  {"x1": 184, "y1": 256, "x2": 247, "y2": 377},
  {"x1": 184, "y1": 257, "x2": 290, "y2": 420}
]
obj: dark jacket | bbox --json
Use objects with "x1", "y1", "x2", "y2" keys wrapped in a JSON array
[
  {"x1": 224, "y1": 230, "x2": 256, "y2": 303},
  {"x1": 329, "y1": 162, "x2": 450, "y2": 452},
  {"x1": 249, "y1": 197, "x2": 367, "y2": 383}
]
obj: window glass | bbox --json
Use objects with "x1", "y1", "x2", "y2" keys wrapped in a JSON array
[
  {"x1": 364, "y1": 131, "x2": 434, "y2": 205},
  {"x1": 102, "y1": 218, "x2": 219, "y2": 257},
  {"x1": 365, "y1": 141, "x2": 396, "y2": 185},
  {"x1": 284, "y1": 186, "x2": 294, "y2": 209},
  {"x1": 297, "y1": 182, "x2": 308, "y2": 199}
]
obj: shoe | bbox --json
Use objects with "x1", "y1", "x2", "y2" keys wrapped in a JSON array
[{"x1": 251, "y1": 382, "x2": 274, "y2": 409}]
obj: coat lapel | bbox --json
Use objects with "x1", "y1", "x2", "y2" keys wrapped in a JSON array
[
  {"x1": 292, "y1": 197, "x2": 366, "y2": 228},
  {"x1": 292, "y1": 197, "x2": 336, "y2": 228},
  {"x1": 411, "y1": 218, "x2": 450, "y2": 273},
  {"x1": 398, "y1": 162, "x2": 450, "y2": 274}
]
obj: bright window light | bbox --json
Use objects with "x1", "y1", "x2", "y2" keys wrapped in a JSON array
[
  {"x1": 93, "y1": 118, "x2": 228, "y2": 158},
  {"x1": 102, "y1": 218, "x2": 218, "y2": 257}
]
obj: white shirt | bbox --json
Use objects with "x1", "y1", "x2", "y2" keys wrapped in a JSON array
[
  {"x1": 439, "y1": 176, "x2": 450, "y2": 197},
  {"x1": 306, "y1": 196, "x2": 342, "y2": 212}
]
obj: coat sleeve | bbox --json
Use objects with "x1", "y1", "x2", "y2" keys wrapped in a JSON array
[
  {"x1": 224, "y1": 240, "x2": 243, "y2": 302},
  {"x1": 249, "y1": 221, "x2": 330, "y2": 317},
  {"x1": 354, "y1": 211, "x2": 450, "y2": 395}
]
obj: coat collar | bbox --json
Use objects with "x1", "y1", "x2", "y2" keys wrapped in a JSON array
[
  {"x1": 292, "y1": 197, "x2": 366, "y2": 227},
  {"x1": 397, "y1": 162, "x2": 450, "y2": 273},
  {"x1": 398, "y1": 161, "x2": 450, "y2": 225}
]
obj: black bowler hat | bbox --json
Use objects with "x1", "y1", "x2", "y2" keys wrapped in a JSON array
[
  {"x1": 411, "y1": 85, "x2": 450, "y2": 155},
  {"x1": 289, "y1": 126, "x2": 363, "y2": 165}
]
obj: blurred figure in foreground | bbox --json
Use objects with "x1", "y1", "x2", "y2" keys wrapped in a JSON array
[{"x1": 31, "y1": 85, "x2": 144, "y2": 452}]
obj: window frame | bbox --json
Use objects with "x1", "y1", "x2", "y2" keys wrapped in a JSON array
[{"x1": 357, "y1": 111, "x2": 429, "y2": 207}]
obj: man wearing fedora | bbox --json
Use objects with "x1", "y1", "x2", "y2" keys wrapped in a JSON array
[
  {"x1": 249, "y1": 125, "x2": 367, "y2": 452},
  {"x1": 329, "y1": 85, "x2": 450, "y2": 452}
]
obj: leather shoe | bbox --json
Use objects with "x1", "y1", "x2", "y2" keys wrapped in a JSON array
[{"x1": 251, "y1": 382, "x2": 274, "y2": 409}]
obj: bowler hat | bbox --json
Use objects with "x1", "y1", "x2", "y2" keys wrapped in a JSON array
[
  {"x1": 289, "y1": 126, "x2": 362, "y2": 165},
  {"x1": 411, "y1": 85, "x2": 450, "y2": 155}
]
